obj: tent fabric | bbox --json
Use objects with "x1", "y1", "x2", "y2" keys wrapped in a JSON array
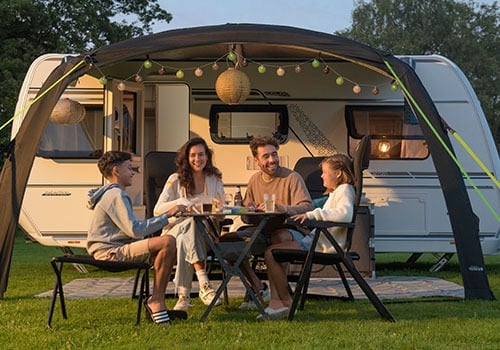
[{"x1": 0, "y1": 23, "x2": 493, "y2": 299}]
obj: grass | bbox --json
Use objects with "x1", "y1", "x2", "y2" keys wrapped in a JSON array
[{"x1": 1, "y1": 231, "x2": 499, "y2": 349}]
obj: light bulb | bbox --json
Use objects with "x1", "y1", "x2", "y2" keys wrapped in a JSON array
[{"x1": 194, "y1": 67, "x2": 203, "y2": 77}]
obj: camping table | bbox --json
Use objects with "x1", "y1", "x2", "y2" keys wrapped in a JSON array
[{"x1": 181, "y1": 211, "x2": 287, "y2": 321}]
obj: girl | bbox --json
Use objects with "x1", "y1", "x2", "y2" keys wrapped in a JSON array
[{"x1": 260, "y1": 154, "x2": 355, "y2": 320}]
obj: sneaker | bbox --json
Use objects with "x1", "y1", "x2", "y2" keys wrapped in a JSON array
[
  {"x1": 173, "y1": 295, "x2": 192, "y2": 311},
  {"x1": 256, "y1": 306, "x2": 289, "y2": 321},
  {"x1": 199, "y1": 281, "x2": 222, "y2": 306},
  {"x1": 238, "y1": 283, "x2": 270, "y2": 309}
]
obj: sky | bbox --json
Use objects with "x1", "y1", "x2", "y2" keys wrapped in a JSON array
[
  {"x1": 152, "y1": 0, "x2": 497, "y2": 34},
  {"x1": 153, "y1": 0, "x2": 356, "y2": 34}
]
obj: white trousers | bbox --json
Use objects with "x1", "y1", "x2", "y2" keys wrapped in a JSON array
[{"x1": 164, "y1": 217, "x2": 207, "y2": 292}]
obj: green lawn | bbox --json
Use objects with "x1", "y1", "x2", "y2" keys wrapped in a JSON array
[{"x1": 1, "y1": 231, "x2": 499, "y2": 349}]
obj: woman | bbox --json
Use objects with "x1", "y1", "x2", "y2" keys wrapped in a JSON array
[
  {"x1": 260, "y1": 154, "x2": 355, "y2": 320},
  {"x1": 154, "y1": 137, "x2": 225, "y2": 311}
]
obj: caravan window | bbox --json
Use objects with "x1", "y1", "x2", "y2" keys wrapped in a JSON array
[
  {"x1": 209, "y1": 105, "x2": 288, "y2": 144},
  {"x1": 346, "y1": 105, "x2": 429, "y2": 160},
  {"x1": 38, "y1": 104, "x2": 104, "y2": 159}
]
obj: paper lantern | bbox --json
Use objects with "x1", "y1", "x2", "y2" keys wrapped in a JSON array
[
  {"x1": 215, "y1": 68, "x2": 251, "y2": 105},
  {"x1": 49, "y1": 98, "x2": 86, "y2": 124}
]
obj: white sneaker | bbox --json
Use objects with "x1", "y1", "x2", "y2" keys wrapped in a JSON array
[
  {"x1": 238, "y1": 283, "x2": 270, "y2": 309},
  {"x1": 256, "y1": 306, "x2": 289, "y2": 321},
  {"x1": 173, "y1": 295, "x2": 192, "y2": 311},
  {"x1": 199, "y1": 282, "x2": 222, "y2": 306}
]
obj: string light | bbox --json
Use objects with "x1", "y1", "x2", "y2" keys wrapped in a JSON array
[
  {"x1": 194, "y1": 67, "x2": 204, "y2": 77},
  {"x1": 143, "y1": 59, "x2": 153, "y2": 69},
  {"x1": 89, "y1": 51, "x2": 399, "y2": 98}
]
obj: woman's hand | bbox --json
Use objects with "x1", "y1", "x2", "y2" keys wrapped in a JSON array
[
  {"x1": 290, "y1": 213, "x2": 308, "y2": 223},
  {"x1": 165, "y1": 204, "x2": 187, "y2": 217}
]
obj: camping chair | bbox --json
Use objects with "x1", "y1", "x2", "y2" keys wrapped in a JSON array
[
  {"x1": 144, "y1": 151, "x2": 177, "y2": 220},
  {"x1": 272, "y1": 135, "x2": 395, "y2": 321},
  {"x1": 47, "y1": 254, "x2": 151, "y2": 328}
]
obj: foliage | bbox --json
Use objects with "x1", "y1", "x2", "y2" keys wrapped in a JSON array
[
  {"x1": 337, "y1": 0, "x2": 500, "y2": 151},
  {"x1": 0, "y1": 0, "x2": 172, "y2": 166}
]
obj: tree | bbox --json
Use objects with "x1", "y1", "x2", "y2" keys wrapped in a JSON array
[
  {"x1": 0, "y1": 0, "x2": 172, "y2": 165},
  {"x1": 337, "y1": 0, "x2": 499, "y2": 151}
]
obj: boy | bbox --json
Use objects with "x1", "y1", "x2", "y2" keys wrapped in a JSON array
[{"x1": 87, "y1": 151, "x2": 187, "y2": 325}]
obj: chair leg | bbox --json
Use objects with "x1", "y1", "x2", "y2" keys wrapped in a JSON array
[
  {"x1": 341, "y1": 256, "x2": 395, "y2": 322},
  {"x1": 288, "y1": 252, "x2": 315, "y2": 321},
  {"x1": 132, "y1": 268, "x2": 141, "y2": 299},
  {"x1": 336, "y1": 263, "x2": 354, "y2": 300},
  {"x1": 47, "y1": 260, "x2": 67, "y2": 328},
  {"x1": 135, "y1": 268, "x2": 149, "y2": 326}
]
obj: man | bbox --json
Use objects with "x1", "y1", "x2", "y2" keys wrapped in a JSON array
[
  {"x1": 87, "y1": 151, "x2": 187, "y2": 325},
  {"x1": 237, "y1": 136, "x2": 313, "y2": 308}
]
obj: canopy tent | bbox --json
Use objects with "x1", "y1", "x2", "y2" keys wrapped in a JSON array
[{"x1": 0, "y1": 23, "x2": 494, "y2": 299}]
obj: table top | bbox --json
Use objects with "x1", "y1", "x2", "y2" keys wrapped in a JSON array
[{"x1": 180, "y1": 208, "x2": 288, "y2": 217}]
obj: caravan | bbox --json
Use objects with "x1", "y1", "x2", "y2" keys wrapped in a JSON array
[{"x1": 10, "y1": 26, "x2": 499, "y2": 265}]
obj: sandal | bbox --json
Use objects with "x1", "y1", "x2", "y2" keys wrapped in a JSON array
[{"x1": 144, "y1": 299, "x2": 188, "y2": 325}]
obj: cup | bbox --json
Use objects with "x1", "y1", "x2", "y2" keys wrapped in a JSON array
[
  {"x1": 224, "y1": 193, "x2": 233, "y2": 207},
  {"x1": 263, "y1": 193, "x2": 276, "y2": 213},
  {"x1": 202, "y1": 202, "x2": 213, "y2": 213}
]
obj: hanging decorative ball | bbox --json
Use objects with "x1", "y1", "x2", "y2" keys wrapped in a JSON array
[
  {"x1": 158, "y1": 66, "x2": 166, "y2": 75},
  {"x1": 135, "y1": 74, "x2": 143, "y2": 83},
  {"x1": 295, "y1": 65, "x2": 302, "y2": 73},
  {"x1": 87, "y1": 62, "x2": 94, "y2": 69},
  {"x1": 176, "y1": 70, "x2": 185, "y2": 79},
  {"x1": 215, "y1": 68, "x2": 251, "y2": 105},
  {"x1": 194, "y1": 67, "x2": 204, "y2": 77},
  {"x1": 336, "y1": 76, "x2": 344, "y2": 86},
  {"x1": 227, "y1": 51, "x2": 237, "y2": 62},
  {"x1": 49, "y1": 98, "x2": 86, "y2": 124},
  {"x1": 258, "y1": 65, "x2": 266, "y2": 74},
  {"x1": 371, "y1": 86, "x2": 380, "y2": 95},
  {"x1": 311, "y1": 59, "x2": 321, "y2": 68},
  {"x1": 353, "y1": 84, "x2": 361, "y2": 94},
  {"x1": 99, "y1": 76, "x2": 107, "y2": 85},
  {"x1": 143, "y1": 60, "x2": 153, "y2": 69},
  {"x1": 212, "y1": 62, "x2": 219, "y2": 71},
  {"x1": 117, "y1": 81, "x2": 126, "y2": 91},
  {"x1": 276, "y1": 67, "x2": 285, "y2": 77},
  {"x1": 390, "y1": 82, "x2": 399, "y2": 91},
  {"x1": 322, "y1": 66, "x2": 330, "y2": 74}
]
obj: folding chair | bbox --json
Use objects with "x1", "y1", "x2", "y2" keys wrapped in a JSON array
[
  {"x1": 143, "y1": 151, "x2": 177, "y2": 220},
  {"x1": 47, "y1": 254, "x2": 151, "y2": 328},
  {"x1": 272, "y1": 135, "x2": 395, "y2": 321}
]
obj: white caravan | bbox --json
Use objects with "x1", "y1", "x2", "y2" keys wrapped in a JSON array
[{"x1": 11, "y1": 51, "x2": 500, "y2": 263}]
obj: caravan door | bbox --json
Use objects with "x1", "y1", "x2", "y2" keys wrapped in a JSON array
[{"x1": 106, "y1": 80, "x2": 145, "y2": 219}]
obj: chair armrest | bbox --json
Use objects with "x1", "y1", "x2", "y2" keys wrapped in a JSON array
[{"x1": 285, "y1": 218, "x2": 354, "y2": 230}]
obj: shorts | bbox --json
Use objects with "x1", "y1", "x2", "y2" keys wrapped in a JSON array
[{"x1": 93, "y1": 239, "x2": 150, "y2": 263}]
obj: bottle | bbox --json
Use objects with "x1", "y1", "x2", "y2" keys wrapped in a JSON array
[{"x1": 234, "y1": 186, "x2": 243, "y2": 207}]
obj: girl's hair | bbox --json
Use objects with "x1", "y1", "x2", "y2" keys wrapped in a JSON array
[
  {"x1": 176, "y1": 137, "x2": 221, "y2": 195},
  {"x1": 321, "y1": 154, "x2": 355, "y2": 189},
  {"x1": 98, "y1": 151, "x2": 131, "y2": 178}
]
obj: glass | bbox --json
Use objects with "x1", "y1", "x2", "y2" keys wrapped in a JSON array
[
  {"x1": 263, "y1": 193, "x2": 275, "y2": 213},
  {"x1": 224, "y1": 193, "x2": 233, "y2": 207}
]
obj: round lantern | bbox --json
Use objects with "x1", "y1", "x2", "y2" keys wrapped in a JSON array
[
  {"x1": 215, "y1": 68, "x2": 251, "y2": 105},
  {"x1": 49, "y1": 98, "x2": 86, "y2": 124}
]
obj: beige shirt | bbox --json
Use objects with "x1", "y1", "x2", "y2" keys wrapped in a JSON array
[{"x1": 244, "y1": 166, "x2": 313, "y2": 215}]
